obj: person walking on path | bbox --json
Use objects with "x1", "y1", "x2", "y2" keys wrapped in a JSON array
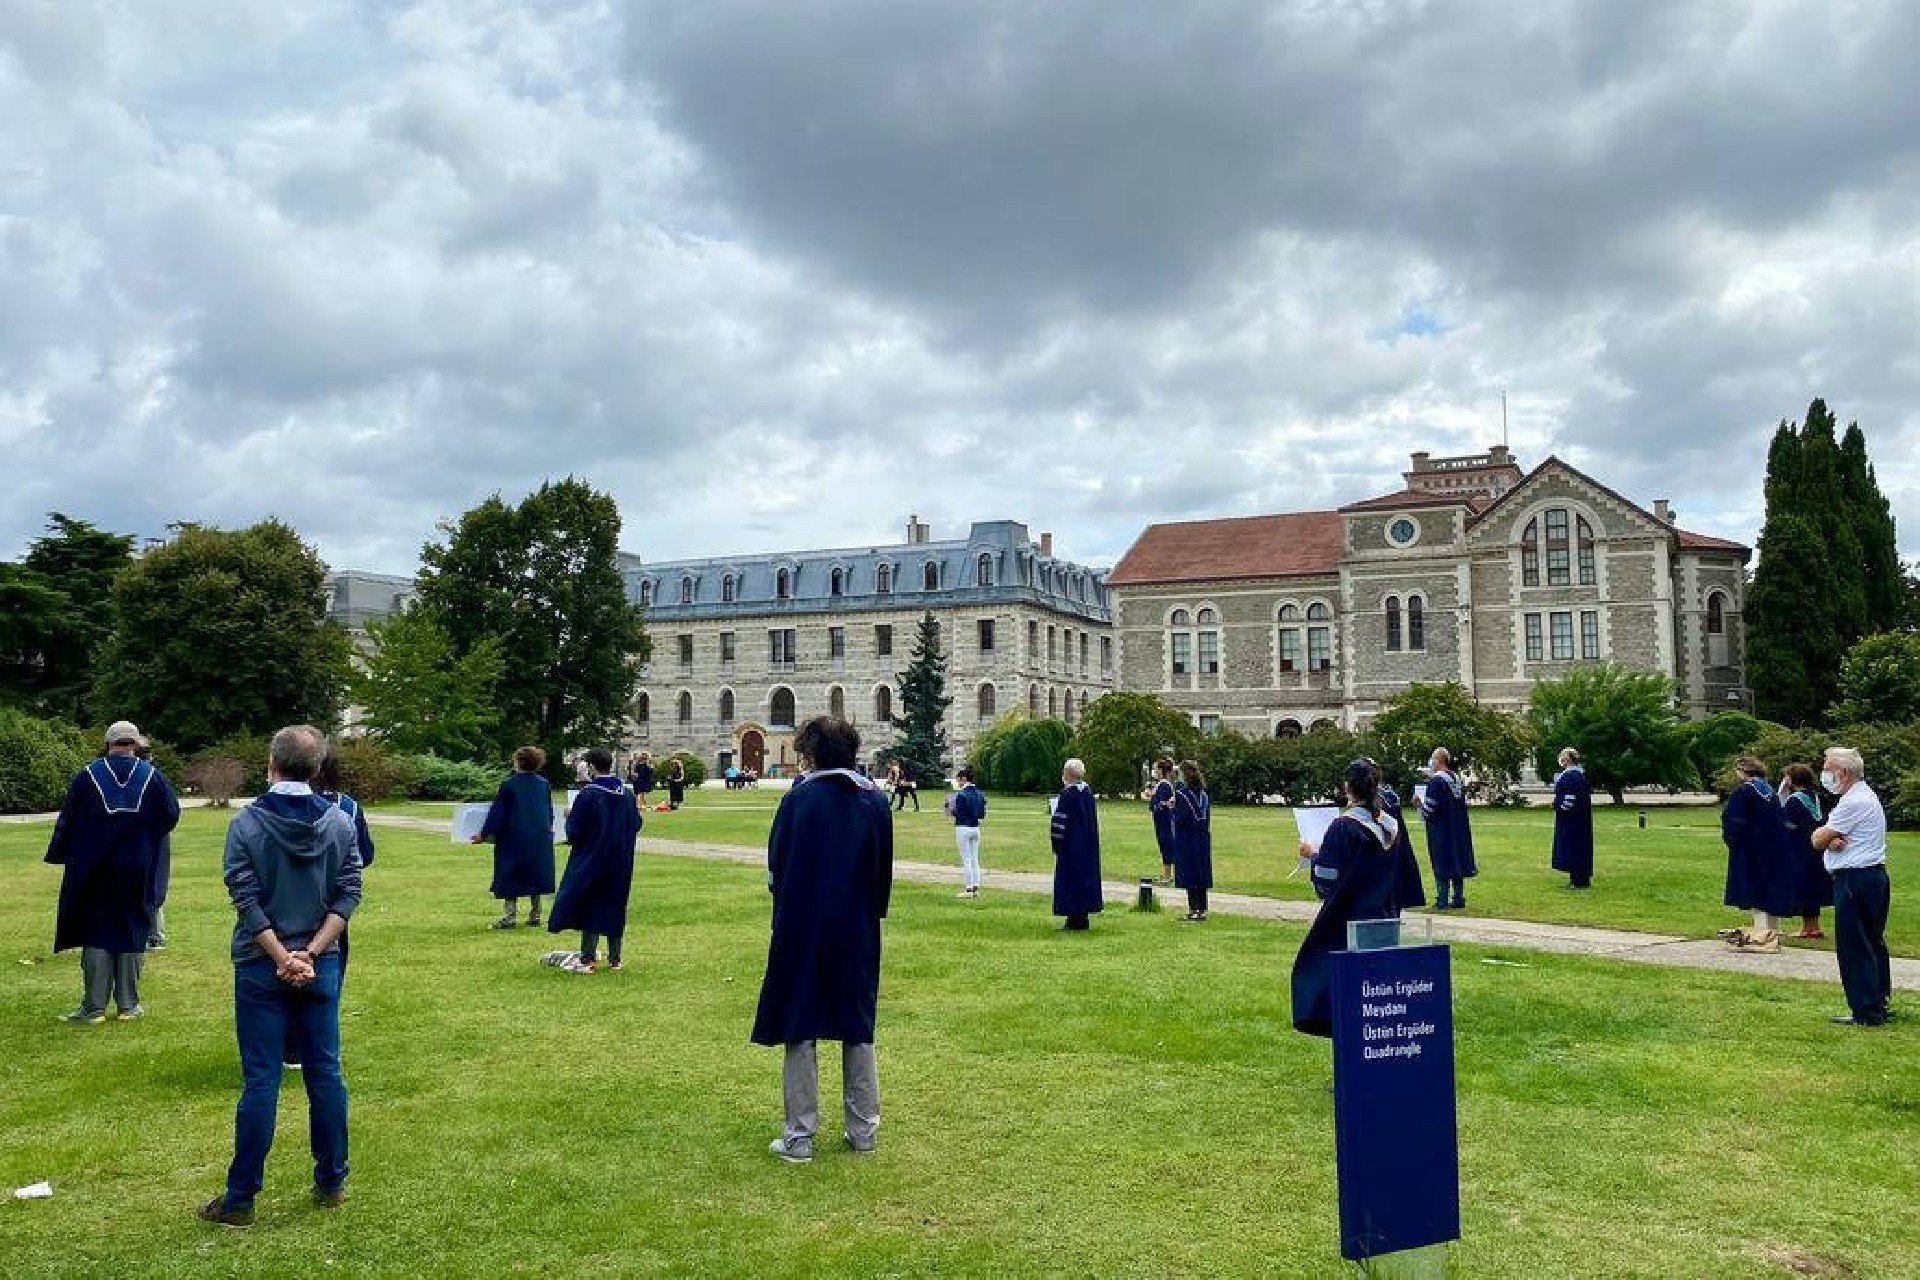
[
  {"x1": 1419, "y1": 747, "x2": 1476, "y2": 910},
  {"x1": 1171, "y1": 760, "x2": 1213, "y2": 922},
  {"x1": 45, "y1": 720, "x2": 180, "y2": 1024},
  {"x1": 1720, "y1": 756, "x2": 1798, "y2": 953},
  {"x1": 1050, "y1": 758, "x2": 1103, "y2": 931},
  {"x1": 947, "y1": 766, "x2": 986, "y2": 898},
  {"x1": 473, "y1": 747, "x2": 558, "y2": 929},
  {"x1": 1812, "y1": 746, "x2": 1894, "y2": 1027},
  {"x1": 1292, "y1": 760, "x2": 1406, "y2": 1037},
  {"x1": 198, "y1": 725, "x2": 361, "y2": 1227},
  {"x1": 1550, "y1": 748, "x2": 1594, "y2": 890},
  {"x1": 1149, "y1": 758, "x2": 1177, "y2": 886},
  {"x1": 892, "y1": 760, "x2": 920, "y2": 812},
  {"x1": 753, "y1": 716, "x2": 893, "y2": 1163},
  {"x1": 545, "y1": 748, "x2": 641, "y2": 973},
  {"x1": 1779, "y1": 763, "x2": 1832, "y2": 940}
]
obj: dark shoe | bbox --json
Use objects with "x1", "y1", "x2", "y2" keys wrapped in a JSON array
[
  {"x1": 1450, "y1": 899, "x2": 1466, "y2": 911},
  {"x1": 1429, "y1": 900, "x2": 1453, "y2": 911},
  {"x1": 116, "y1": 1006, "x2": 145, "y2": 1021},
  {"x1": 197, "y1": 1197, "x2": 254, "y2": 1228},
  {"x1": 313, "y1": 1185, "x2": 346, "y2": 1208},
  {"x1": 1831, "y1": 1013, "x2": 1887, "y2": 1027},
  {"x1": 147, "y1": 939, "x2": 167, "y2": 951},
  {"x1": 1179, "y1": 911, "x2": 1207, "y2": 923},
  {"x1": 489, "y1": 917, "x2": 518, "y2": 930},
  {"x1": 526, "y1": 913, "x2": 542, "y2": 928},
  {"x1": 844, "y1": 1134, "x2": 875, "y2": 1154},
  {"x1": 61, "y1": 1008, "x2": 106, "y2": 1026},
  {"x1": 769, "y1": 1136, "x2": 813, "y2": 1164}
]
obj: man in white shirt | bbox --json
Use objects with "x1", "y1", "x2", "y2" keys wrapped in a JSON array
[{"x1": 1811, "y1": 746, "x2": 1893, "y2": 1027}]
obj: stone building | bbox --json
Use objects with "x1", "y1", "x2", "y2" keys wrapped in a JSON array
[
  {"x1": 1105, "y1": 447, "x2": 1750, "y2": 735},
  {"x1": 625, "y1": 518, "x2": 1115, "y2": 776}
]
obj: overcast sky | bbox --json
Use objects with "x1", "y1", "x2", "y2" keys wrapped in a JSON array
[{"x1": 4, "y1": 0, "x2": 1918, "y2": 575}]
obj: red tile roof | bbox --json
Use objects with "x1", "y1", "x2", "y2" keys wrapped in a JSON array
[
  {"x1": 1107, "y1": 511, "x2": 1344, "y2": 586},
  {"x1": 1338, "y1": 488, "x2": 1481, "y2": 513},
  {"x1": 1676, "y1": 528, "x2": 1750, "y2": 554}
]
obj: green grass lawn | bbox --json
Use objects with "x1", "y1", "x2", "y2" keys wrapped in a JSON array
[
  {"x1": 384, "y1": 789, "x2": 1920, "y2": 957},
  {"x1": 3, "y1": 811, "x2": 1917, "y2": 1278}
]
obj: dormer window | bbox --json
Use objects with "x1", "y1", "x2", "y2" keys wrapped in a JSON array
[
  {"x1": 876, "y1": 563, "x2": 892, "y2": 594},
  {"x1": 679, "y1": 576, "x2": 695, "y2": 605},
  {"x1": 776, "y1": 568, "x2": 792, "y2": 600},
  {"x1": 977, "y1": 554, "x2": 994, "y2": 587},
  {"x1": 923, "y1": 562, "x2": 939, "y2": 591}
]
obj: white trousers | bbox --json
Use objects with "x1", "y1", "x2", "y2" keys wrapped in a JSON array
[{"x1": 955, "y1": 826, "x2": 982, "y2": 889}]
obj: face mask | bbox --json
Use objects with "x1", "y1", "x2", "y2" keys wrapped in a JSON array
[{"x1": 1820, "y1": 770, "x2": 1839, "y2": 792}]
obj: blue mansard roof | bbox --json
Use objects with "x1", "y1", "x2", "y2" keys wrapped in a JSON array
[{"x1": 623, "y1": 520, "x2": 1111, "y2": 623}]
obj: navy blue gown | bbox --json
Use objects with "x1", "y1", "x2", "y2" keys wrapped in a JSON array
[
  {"x1": 45, "y1": 757, "x2": 181, "y2": 954},
  {"x1": 1421, "y1": 769, "x2": 1478, "y2": 886},
  {"x1": 1380, "y1": 784, "x2": 1428, "y2": 910},
  {"x1": 1550, "y1": 767, "x2": 1594, "y2": 886},
  {"x1": 751, "y1": 770, "x2": 894, "y2": 1046},
  {"x1": 1779, "y1": 789, "x2": 1833, "y2": 916},
  {"x1": 482, "y1": 771, "x2": 557, "y2": 898},
  {"x1": 1171, "y1": 784, "x2": 1213, "y2": 891},
  {"x1": 1291, "y1": 808, "x2": 1404, "y2": 1037},
  {"x1": 1150, "y1": 779, "x2": 1176, "y2": 865},
  {"x1": 1049, "y1": 784, "x2": 1104, "y2": 918},
  {"x1": 548, "y1": 777, "x2": 641, "y2": 937},
  {"x1": 1722, "y1": 779, "x2": 1797, "y2": 917}
]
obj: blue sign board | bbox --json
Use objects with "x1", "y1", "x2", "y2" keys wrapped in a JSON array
[{"x1": 1328, "y1": 943, "x2": 1460, "y2": 1261}]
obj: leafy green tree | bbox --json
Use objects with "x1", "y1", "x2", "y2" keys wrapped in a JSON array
[
  {"x1": 351, "y1": 606, "x2": 505, "y2": 758},
  {"x1": 1365, "y1": 681, "x2": 1531, "y2": 799},
  {"x1": 1829, "y1": 631, "x2": 1920, "y2": 726},
  {"x1": 1067, "y1": 691, "x2": 1199, "y2": 797},
  {"x1": 1746, "y1": 513, "x2": 1843, "y2": 726},
  {"x1": 1526, "y1": 663, "x2": 1695, "y2": 803},
  {"x1": 1675, "y1": 710, "x2": 1769, "y2": 793},
  {"x1": 415, "y1": 479, "x2": 648, "y2": 761},
  {"x1": 970, "y1": 710, "x2": 1071, "y2": 793},
  {"x1": 0, "y1": 515, "x2": 135, "y2": 721},
  {"x1": 884, "y1": 612, "x2": 951, "y2": 783},
  {"x1": 91, "y1": 521, "x2": 352, "y2": 751}
]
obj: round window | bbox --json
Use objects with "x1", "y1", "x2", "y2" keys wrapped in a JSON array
[{"x1": 1387, "y1": 517, "x2": 1419, "y2": 547}]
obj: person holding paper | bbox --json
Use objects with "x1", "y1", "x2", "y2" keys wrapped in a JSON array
[
  {"x1": 546, "y1": 748, "x2": 642, "y2": 973},
  {"x1": 1149, "y1": 758, "x2": 1177, "y2": 885},
  {"x1": 471, "y1": 746, "x2": 557, "y2": 930},
  {"x1": 1550, "y1": 748, "x2": 1594, "y2": 889},
  {"x1": 1291, "y1": 760, "x2": 1406, "y2": 1037},
  {"x1": 1171, "y1": 760, "x2": 1213, "y2": 922},
  {"x1": 1050, "y1": 758, "x2": 1103, "y2": 931},
  {"x1": 1419, "y1": 748, "x2": 1476, "y2": 910}
]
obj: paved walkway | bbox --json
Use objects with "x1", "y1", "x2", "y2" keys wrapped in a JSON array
[{"x1": 358, "y1": 812, "x2": 1919, "y2": 993}]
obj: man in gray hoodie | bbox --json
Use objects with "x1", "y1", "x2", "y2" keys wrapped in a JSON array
[{"x1": 199, "y1": 725, "x2": 362, "y2": 1228}]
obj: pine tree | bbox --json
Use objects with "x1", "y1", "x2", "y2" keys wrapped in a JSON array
[
  {"x1": 888, "y1": 612, "x2": 951, "y2": 784},
  {"x1": 1838, "y1": 420, "x2": 1904, "y2": 631}
]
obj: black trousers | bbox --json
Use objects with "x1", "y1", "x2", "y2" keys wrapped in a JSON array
[
  {"x1": 1186, "y1": 887, "x2": 1209, "y2": 915},
  {"x1": 1832, "y1": 865, "x2": 1892, "y2": 1022}
]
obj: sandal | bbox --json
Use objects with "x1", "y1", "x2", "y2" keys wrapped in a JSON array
[{"x1": 1793, "y1": 928, "x2": 1825, "y2": 940}]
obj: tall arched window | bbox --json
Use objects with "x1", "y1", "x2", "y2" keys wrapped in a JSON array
[
  {"x1": 978, "y1": 683, "x2": 996, "y2": 720},
  {"x1": 1169, "y1": 608, "x2": 1192, "y2": 676},
  {"x1": 1196, "y1": 607, "x2": 1220, "y2": 676},
  {"x1": 719, "y1": 689, "x2": 735, "y2": 722},
  {"x1": 876, "y1": 563, "x2": 892, "y2": 594},
  {"x1": 923, "y1": 561, "x2": 939, "y2": 591},
  {"x1": 678, "y1": 576, "x2": 694, "y2": 605},
  {"x1": 639, "y1": 580, "x2": 654, "y2": 606},
  {"x1": 770, "y1": 687, "x2": 796, "y2": 727},
  {"x1": 1521, "y1": 517, "x2": 1540, "y2": 586},
  {"x1": 1306, "y1": 603, "x2": 1333, "y2": 671},
  {"x1": 1545, "y1": 508, "x2": 1571, "y2": 584},
  {"x1": 1048, "y1": 688, "x2": 1058, "y2": 717},
  {"x1": 775, "y1": 568, "x2": 792, "y2": 600},
  {"x1": 1276, "y1": 719, "x2": 1302, "y2": 738},
  {"x1": 1706, "y1": 591, "x2": 1729, "y2": 666},
  {"x1": 1062, "y1": 690, "x2": 1074, "y2": 726},
  {"x1": 1384, "y1": 596, "x2": 1403, "y2": 652},
  {"x1": 1576, "y1": 517, "x2": 1597, "y2": 585},
  {"x1": 1078, "y1": 690, "x2": 1088, "y2": 719},
  {"x1": 721, "y1": 574, "x2": 736, "y2": 603},
  {"x1": 676, "y1": 691, "x2": 692, "y2": 723},
  {"x1": 874, "y1": 686, "x2": 892, "y2": 722},
  {"x1": 635, "y1": 692, "x2": 651, "y2": 723},
  {"x1": 1028, "y1": 683, "x2": 1040, "y2": 715},
  {"x1": 830, "y1": 568, "x2": 845, "y2": 596},
  {"x1": 1408, "y1": 595, "x2": 1425, "y2": 650},
  {"x1": 1276, "y1": 604, "x2": 1301, "y2": 674},
  {"x1": 977, "y1": 554, "x2": 994, "y2": 587},
  {"x1": 829, "y1": 685, "x2": 846, "y2": 719}
]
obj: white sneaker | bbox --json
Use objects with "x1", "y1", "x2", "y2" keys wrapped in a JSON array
[{"x1": 559, "y1": 955, "x2": 597, "y2": 974}]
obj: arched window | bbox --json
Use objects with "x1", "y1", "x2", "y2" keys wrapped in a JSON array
[
  {"x1": 676, "y1": 691, "x2": 692, "y2": 724},
  {"x1": 1276, "y1": 604, "x2": 1302, "y2": 674},
  {"x1": 1062, "y1": 690, "x2": 1073, "y2": 726},
  {"x1": 1306, "y1": 603, "x2": 1332, "y2": 671},
  {"x1": 876, "y1": 563, "x2": 892, "y2": 594},
  {"x1": 830, "y1": 568, "x2": 845, "y2": 597},
  {"x1": 1384, "y1": 596, "x2": 1403, "y2": 652},
  {"x1": 770, "y1": 687, "x2": 795, "y2": 728},
  {"x1": 721, "y1": 574, "x2": 736, "y2": 603},
  {"x1": 775, "y1": 568, "x2": 792, "y2": 600},
  {"x1": 874, "y1": 686, "x2": 892, "y2": 722},
  {"x1": 1028, "y1": 683, "x2": 1040, "y2": 715},
  {"x1": 1078, "y1": 690, "x2": 1088, "y2": 718},
  {"x1": 1048, "y1": 688, "x2": 1058, "y2": 717},
  {"x1": 1196, "y1": 607, "x2": 1220, "y2": 676},
  {"x1": 635, "y1": 692, "x2": 651, "y2": 724},
  {"x1": 977, "y1": 554, "x2": 994, "y2": 587},
  {"x1": 719, "y1": 689, "x2": 735, "y2": 722},
  {"x1": 1521, "y1": 517, "x2": 1540, "y2": 587},
  {"x1": 923, "y1": 561, "x2": 939, "y2": 591},
  {"x1": 639, "y1": 579, "x2": 654, "y2": 606},
  {"x1": 1706, "y1": 591, "x2": 1729, "y2": 667},
  {"x1": 1276, "y1": 719, "x2": 1302, "y2": 738},
  {"x1": 829, "y1": 685, "x2": 846, "y2": 719},
  {"x1": 1169, "y1": 608, "x2": 1192, "y2": 677},
  {"x1": 679, "y1": 576, "x2": 695, "y2": 605},
  {"x1": 1408, "y1": 595, "x2": 1425, "y2": 650},
  {"x1": 1545, "y1": 508, "x2": 1571, "y2": 584},
  {"x1": 1576, "y1": 517, "x2": 1596, "y2": 585},
  {"x1": 978, "y1": 683, "x2": 996, "y2": 720}
]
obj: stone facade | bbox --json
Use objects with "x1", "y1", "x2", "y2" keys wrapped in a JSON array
[
  {"x1": 626, "y1": 519, "x2": 1114, "y2": 775},
  {"x1": 1108, "y1": 449, "x2": 1750, "y2": 733}
]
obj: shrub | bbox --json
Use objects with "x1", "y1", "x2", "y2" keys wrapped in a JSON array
[
  {"x1": 334, "y1": 736, "x2": 419, "y2": 803},
  {"x1": 193, "y1": 732, "x2": 272, "y2": 797},
  {"x1": 977, "y1": 717, "x2": 1071, "y2": 793},
  {"x1": 666, "y1": 751, "x2": 707, "y2": 788},
  {"x1": 0, "y1": 708, "x2": 93, "y2": 814},
  {"x1": 401, "y1": 754, "x2": 506, "y2": 802},
  {"x1": 1676, "y1": 712, "x2": 1771, "y2": 795},
  {"x1": 183, "y1": 758, "x2": 247, "y2": 807}
]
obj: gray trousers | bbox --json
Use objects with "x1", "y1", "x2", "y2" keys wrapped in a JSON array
[
  {"x1": 783, "y1": 1041, "x2": 879, "y2": 1148},
  {"x1": 80, "y1": 947, "x2": 143, "y2": 1015}
]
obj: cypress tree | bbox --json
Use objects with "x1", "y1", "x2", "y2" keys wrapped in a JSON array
[
  {"x1": 1838, "y1": 419, "x2": 1904, "y2": 631},
  {"x1": 1746, "y1": 513, "x2": 1841, "y2": 726}
]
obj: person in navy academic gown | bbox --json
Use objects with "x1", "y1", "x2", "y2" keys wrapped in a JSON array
[
  {"x1": 1778, "y1": 763, "x2": 1832, "y2": 940},
  {"x1": 1375, "y1": 767, "x2": 1427, "y2": 911},
  {"x1": 1720, "y1": 756, "x2": 1797, "y2": 951},
  {"x1": 1050, "y1": 758, "x2": 1103, "y2": 930},
  {"x1": 546, "y1": 748, "x2": 641, "y2": 973},
  {"x1": 472, "y1": 745, "x2": 558, "y2": 929},
  {"x1": 1291, "y1": 760, "x2": 1406, "y2": 1038},
  {"x1": 1419, "y1": 747, "x2": 1477, "y2": 910},
  {"x1": 45, "y1": 720, "x2": 181, "y2": 1023},
  {"x1": 1149, "y1": 758, "x2": 1177, "y2": 885},
  {"x1": 752, "y1": 715, "x2": 893, "y2": 1162},
  {"x1": 1550, "y1": 748, "x2": 1594, "y2": 889},
  {"x1": 1171, "y1": 760, "x2": 1213, "y2": 922}
]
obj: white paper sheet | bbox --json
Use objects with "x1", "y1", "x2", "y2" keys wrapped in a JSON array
[
  {"x1": 1411, "y1": 783, "x2": 1428, "y2": 808},
  {"x1": 451, "y1": 804, "x2": 489, "y2": 843},
  {"x1": 1292, "y1": 805, "x2": 1338, "y2": 853}
]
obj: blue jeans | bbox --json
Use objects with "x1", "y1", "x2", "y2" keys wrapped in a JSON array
[{"x1": 225, "y1": 954, "x2": 349, "y2": 1206}]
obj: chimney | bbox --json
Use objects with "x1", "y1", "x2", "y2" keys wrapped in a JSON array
[
  {"x1": 1039, "y1": 531, "x2": 1053, "y2": 557},
  {"x1": 1653, "y1": 499, "x2": 1674, "y2": 525},
  {"x1": 905, "y1": 515, "x2": 931, "y2": 544}
]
